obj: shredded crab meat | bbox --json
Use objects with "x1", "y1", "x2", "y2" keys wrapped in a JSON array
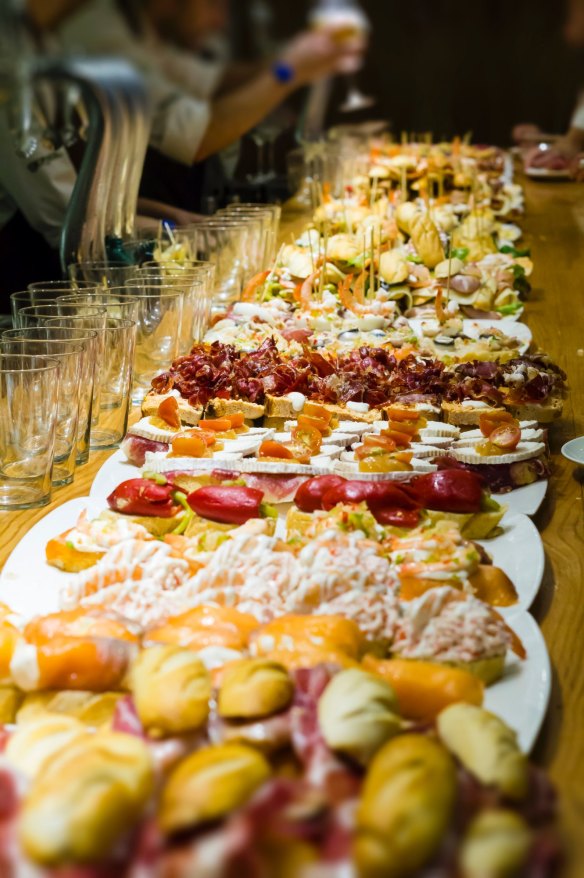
[{"x1": 392, "y1": 586, "x2": 511, "y2": 664}]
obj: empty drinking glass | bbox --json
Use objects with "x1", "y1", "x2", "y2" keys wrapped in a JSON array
[
  {"x1": 121, "y1": 281, "x2": 183, "y2": 402},
  {"x1": 2, "y1": 326, "x2": 98, "y2": 466},
  {"x1": 57, "y1": 291, "x2": 139, "y2": 323},
  {"x1": 89, "y1": 317, "x2": 137, "y2": 449},
  {"x1": 0, "y1": 354, "x2": 60, "y2": 508},
  {"x1": 68, "y1": 261, "x2": 137, "y2": 288},
  {"x1": 0, "y1": 339, "x2": 85, "y2": 486}
]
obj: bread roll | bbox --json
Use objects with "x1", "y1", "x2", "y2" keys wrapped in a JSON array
[
  {"x1": 355, "y1": 733, "x2": 456, "y2": 877},
  {"x1": 159, "y1": 742, "x2": 271, "y2": 834},
  {"x1": 395, "y1": 202, "x2": 420, "y2": 235},
  {"x1": 20, "y1": 731, "x2": 153, "y2": 865},
  {"x1": 0, "y1": 686, "x2": 23, "y2": 723},
  {"x1": 6, "y1": 715, "x2": 89, "y2": 778},
  {"x1": 437, "y1": 704, "x2": 528, "y2": 800},
  {"x1": 409, "y1": 213, "x2": 445, "y2": 269},
  {"x1": 16, "y1": 690, "x2": 123, "y2": 728},
  {"x1": 218, "y1": 658, "x2": 293, "y2": 719},
  {"x1": 131, "y1": 645, "x2": 211, "y2": 737},
  {"x1": 317, "y1": 669, "x2": 401, "y2": 766},
  {"x1": 460, "y1": 809, "x2": 532, "y2": 877},
  {"x1": 379, "y1": 250, "x2": 409, "y2": 285}
]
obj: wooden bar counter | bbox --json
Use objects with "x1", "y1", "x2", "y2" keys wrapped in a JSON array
[{"x1": 1, "y1": 178, "x2": 583, "y2": 872}]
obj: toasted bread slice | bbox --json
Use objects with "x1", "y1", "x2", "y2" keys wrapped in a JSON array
[
  {"x1": 45, "y1": 531, "x2": 105, "y2": 573},
  {"x1": 206, "y1": 398, "x2": 265, "y2": 421},
  {"x1": 507, "y1": 396, "x2": 563, "y2": 424},
  {"x1": 264, "y1": 394, "x2": 296, "y2": 420},
  {"x1": 441, "y1": 402, "x2": 507, "y2": 427},
  {"x1": 322, "y1": 404, "x2": 382, "y2": 424},
  {"x1": 141, "y1": 393, "x2": 202, "y2": 425}
]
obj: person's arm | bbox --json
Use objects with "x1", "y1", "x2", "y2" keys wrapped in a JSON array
[
  {"x1": 137, "y1": 197, "x2": 204, "y2": 225},
  {"x1": 194, "y1": 29, "x2": 366, "y2": 163}
]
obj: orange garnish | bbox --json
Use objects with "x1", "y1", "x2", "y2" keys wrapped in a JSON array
[
  {"x1": 259, "y1": 440, "x2": 295, "y2": 460},
  {"x1": 199, "y1": 418, "x2": 233, "y2": 432},
  {"x1": 157, "y1": 396, "x2": 181, "y2": 429},
  {"x1": 171, "y1": 435, "x2": 207, "y2": 457}
]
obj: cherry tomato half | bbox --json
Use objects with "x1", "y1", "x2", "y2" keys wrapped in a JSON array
[
  {"x1": 291, "y1": 425, "x2": 322, "y2": 455},
  {"x1": 489, "y1": 423, "x2": 521, "y2": 450},
  {"x1": 171, "y1": 435, "x2": 207, "y2": 457},
  {"x1": 478, "y1": 410, "x2": 515, "y2": 439},
  {"x1": 157, "y1": 396, "x2": 181, "y2": 429},
  {"x1": 303, "y1": 402, "x2": 332, "y2": 424},
  {"x1": 298, "y1": 414, "x2": 329, "y2": 434},
  {"x1": 259, "y1": 440, "x2": 295, "y2": 460},
  {"x1": 199, "y1": 418, "x2": 233, "y2": 432}
]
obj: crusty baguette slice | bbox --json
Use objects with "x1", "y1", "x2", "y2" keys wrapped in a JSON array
[
  {"x1": 141, "y1": 393, "x2": 202, "y2": 425},
  {"x1": 507, "y1": 395, "x2": 563, "y2": 424},
  {"x1": 205, "y1": 398, "x2": 265, "y2": 421},
  {"x1": 441, "y1": 402, "x2": 507, "y2": 427},
  {"x1": 322, "y1": 404, "x2": 382, "y2": 424},
  {"x1": 264, "y1": 394, "x2": 296, "y2": 420}
]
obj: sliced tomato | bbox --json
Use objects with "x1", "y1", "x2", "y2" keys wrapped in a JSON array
[
  {"x1": 383, "y1": 428, "x2": 413, "y2": 448},
  {"x1": 478, "y1": 410, "x2": 515, "y2": 438},
  {"x1": 259, "y1": 440, "x2": 295, "y2": 460},
  {"x1": 358, "y1": 454, "x2": 413, "y2": 473},
  {"x1": 362, "y1": 434, "x2": 397, "y2": 453},
  {"x1": 171, "y1": 435, "x2": 207, "y2": 457},
  {"x1": 489, "y1": 423, "x2": 521, "y2": 450},
  {"x1": 387, "y1": 419, "x2": 420, "y2": 437},
  {"x1": 199, "y1": 418, "x2": 233, "y2": 432},
  {"x1": 291, "y1": 425, "x2": 322, "y2": 455},
  {"x1": 386, "y1": 408, "x2": 422, "y2": 422},
  {"x1": 226, "y1": 412, "x2": 245, "y2": 428},
  {"x1": 298, "y1": 414, "x2": 329, "y2": 434},
  {"x1": 303, "y1": 402, "x2": 332, "y2": 424},
  {"x1": 157, "y1": 396, "x2": 181, "y2": 429},
  {"x1": 185, "y1": 429, "x2": 216, "y2": 446}
]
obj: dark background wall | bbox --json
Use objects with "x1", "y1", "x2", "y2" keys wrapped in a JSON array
[{"x1": 234, "y1": 0, "x2": 584, "y2": 145}]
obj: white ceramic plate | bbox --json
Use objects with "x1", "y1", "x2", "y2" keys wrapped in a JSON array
[
  {"x1": 408, "y1": 318, "x2": 531, "y2": 350},
  {"x1": 0, "y1": 500, "x2": 550, "y2": 752},
  {"x1": 478, "y1": 513, "x2": 544, "y2": 613},
  {"x1": 90, "y1": 449, "x2": 138, "y2": 503},
  {"x1": 484, "y1": 610, "x2": 551, "y2": 752},
  {"x1": 495, "y1": 480, "x2": 548, "y2": 516},
  {"x1": 525, "y1": 166, "x2": 571, "y2": 180},
  {"x1": 0, "y1": 497, "x2": 101, "y2": 617},
  {"x1": 561, "y1": 436, "x2": 584, "y2": 465},
  {"x1": 92, "y1": 451, "x2": 549, "y2": 519}
]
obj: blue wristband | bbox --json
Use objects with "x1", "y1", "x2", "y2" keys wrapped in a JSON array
[{"x1": 272, "y1": 61, "x2": 294, "y2": 85}]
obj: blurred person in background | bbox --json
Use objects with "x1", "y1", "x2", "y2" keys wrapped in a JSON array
[
  {"x1": 514, "y1": 0, "x2": 584, "y2": 174},
  {"x1": 54, "y1": 0, "x2": 367, "y2": 209}
]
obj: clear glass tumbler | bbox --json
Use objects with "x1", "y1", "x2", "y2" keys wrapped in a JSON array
[
  {"x1": 0, "y1": 354, "x2": 60, "y2": 509},
  {"x1": 1, "y1": 326, "x2": 98, "y2": 466},
  {"x1": 0, "y1": 339, "x2": 85, "y2": 486}
]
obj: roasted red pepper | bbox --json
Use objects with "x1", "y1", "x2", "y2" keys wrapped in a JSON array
[
  {"x1": 187, "y1": 485, "x2": 274, "y2": 525},
  {"x1": 107, "y1": 478, "x2": 181, "y2": 518},
  {"x1": 373, "y1": 508, "x2": 420, "y2": 528},
  {"x1": 408, "y1": 470, "x2": 484, "y2": 514},
  {"x1": 294, "y1": 475, "x2": 347, "y2": 513}
]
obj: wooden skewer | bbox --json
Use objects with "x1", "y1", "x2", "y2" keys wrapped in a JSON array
[
  {"x1": 319, "y1": 222, "x2": 329, "y2": 302},
  {"x1": 369, "y1": 228, "x2": 375, "y2": 300}
]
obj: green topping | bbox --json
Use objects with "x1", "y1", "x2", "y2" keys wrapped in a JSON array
[
  {"x1": 480, "y1": 492, "x2": 502, "y2": 512},
  {"x1": 499, "y1": 244, "x2": 531, "y2": 258},
  {"x1": 407, "y1": 254, "x2": 423, "y2": 265},
  {"x1": 496, "y1": 301, "x2": 523, "y2": 316},
  {"x1": 511, "y1": 264, "x2": 531, "y2": 296},
  {"x1": 449, "y1": 246, "x2": 469, "y2": 261},
  {"x1": 143, "y1": 471, "x2": 168, "y2": 485},
  {"x1": 65, "y1": 540, "x2": 75, "y2": 550},
  {"x1": 260, "y1": 502, "x2": 278, "y2": 520}
]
